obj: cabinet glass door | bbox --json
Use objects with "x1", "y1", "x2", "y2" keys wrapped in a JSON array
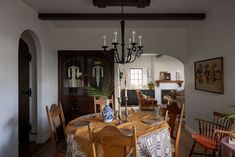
[{"x1": 63, "y1": 56, "x2": 84, "y2": 96}]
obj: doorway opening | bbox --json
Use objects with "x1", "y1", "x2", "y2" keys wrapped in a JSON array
[{"x1": 18, "y1": 31, "x2": 38, "y2": 156}]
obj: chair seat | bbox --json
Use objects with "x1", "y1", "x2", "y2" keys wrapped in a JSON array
[{"x1": 192, "y1": 134, "x2": 216, "y2": 150}]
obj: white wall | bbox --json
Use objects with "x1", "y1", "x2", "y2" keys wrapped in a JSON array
[
  {"x1": 118, "y1": 55, "x2": 184, "y2": 104},
  {"x1": 0, "y1": 0, "x2": 58, "y2": 156},
  {"x1": 185, "y1": 0, "x2": 235, "y2": 132},
  {"x1": 119, "y1": 56, "x2": 153, "y2": 89},
  {"x1": 154, "y1": 55, "x2": 184, "y2": 103},
  {"x1": 154, "y1": 55, "x2": 184, "y2": 81}
]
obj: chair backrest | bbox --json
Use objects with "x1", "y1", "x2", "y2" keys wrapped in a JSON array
[
  {"x1": 46, "y1": 103, "x2": 66, "y2": 155},
  {"x1": 165, "y1": 102, "x2": 184, "y2": 157},
  {"x1": 197, "y1": 112, "x2": 234, "y2": 139},
  {"x1": 166, "y1": 102, "x2": 183, "y2": 138},
  {"x1": 94, "y1": 95, "x2": 114, "y2": 113},
  {"x1": 212, "y1": 112, "x2": 233, "y2": 130},
  {"x1": 214, "y1": 129, "x2": 235, "y2": 144},
  {"x1": 174, "y1": 103, "x2": 184, "y2": 157},
  {"x1": 88, "y1": 124, "x2": 138, "y2": 157}
]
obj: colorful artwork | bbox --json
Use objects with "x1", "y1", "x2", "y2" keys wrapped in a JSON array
[{"x1": 195, "y1": 57, "x2": 224, "y2": 94}]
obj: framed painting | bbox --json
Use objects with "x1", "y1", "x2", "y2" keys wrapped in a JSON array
[
  {"x1": 194, "y1": 57, "x2": 224, "y2": 94},
  {"x1": 164, "y1": 73, "x2": 171, "y2": 80},
  {"x1": 160, "y1": 71, "x2": 167, "y2": 80}
]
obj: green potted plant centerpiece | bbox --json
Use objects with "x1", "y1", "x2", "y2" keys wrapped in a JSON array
[
  {"x1": 224, "y1": 105, "x2": 235, "y2": 144},
  {"x1": 85, "y1": 80, "x2": 114, "y2": 123},
  {"x1": 147, "y1": 81, "x2": 155, "y2": 90}
]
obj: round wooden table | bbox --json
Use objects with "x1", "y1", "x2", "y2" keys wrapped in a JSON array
[{"x1": 66, "y1": 111, "x2": 172, "y2": 157}]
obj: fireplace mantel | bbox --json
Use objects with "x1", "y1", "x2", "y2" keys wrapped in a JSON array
[{"x1": 155, "y1": 80, "x2": 184, "y2": 87}]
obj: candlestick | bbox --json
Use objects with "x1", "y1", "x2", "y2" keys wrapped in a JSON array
[
  {"x1": 124, "y1": 96, "x2": 128, "y2": 122},
  {"x1": 118, "y1": 97, "x2": 122, "y2": 123},
  {"x1": 125, "y1": 88, "x2": 127, "y2": 97},
  {"x1": 118, "y1": 85, "x2": 121, "y2": 98}
]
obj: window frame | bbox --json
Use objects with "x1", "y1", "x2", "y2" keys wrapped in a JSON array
[{"x1": 130, "y1": 68, "x2": 143, "y2": 87}]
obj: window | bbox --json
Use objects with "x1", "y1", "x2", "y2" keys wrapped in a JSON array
[{"x1": 130, "y1": 68, "x2": 143, "y2": 87}]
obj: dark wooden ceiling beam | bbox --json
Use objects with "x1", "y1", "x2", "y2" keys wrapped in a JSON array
[
  {"x1": 93, "y1": 0, "x2": 151, "y2": 8},
  {"x1": 38, "y1": 13, "x2": 206, "y2": 20}
]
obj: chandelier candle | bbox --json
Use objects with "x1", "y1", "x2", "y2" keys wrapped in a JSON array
[
  {"x1": 114, "y1": 32, "x2": 117, "y2": 42},
  {"x1": 103, "y1": 36, "x2": 106, "y2": 46},
  {"x1": 132, "y1": 31, "x2": 135, "y2": 43},
  {"x1": 139, "y1": 36, "x2": 142, "y2": 46}
]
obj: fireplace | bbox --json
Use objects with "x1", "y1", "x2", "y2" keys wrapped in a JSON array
[{"x1": 161, "y1": 89, "x2": 175, "y2": 104}]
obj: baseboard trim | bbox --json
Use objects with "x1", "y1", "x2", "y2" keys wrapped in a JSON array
[
  {"x1": 185, "y1": 125, "x2": 196, "y2": 134},
  {"x1": 36, "y1": 133, "x2": 50, "y2": 144}
]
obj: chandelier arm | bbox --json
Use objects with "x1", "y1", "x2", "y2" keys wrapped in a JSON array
[
  {"x1": 126, "y1": 49, "x2": 133, "y2": 62},
  {"x1": 128, "y1": 54, "x2": 138, "y2": 63},
  {"x1": 113, "y1": 48, "x2": 121, "y2": 63}
]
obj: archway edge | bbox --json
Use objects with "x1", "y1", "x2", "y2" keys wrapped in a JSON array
[{"x1": 19, "y1": 30, "x2": 43, "y2": 143}]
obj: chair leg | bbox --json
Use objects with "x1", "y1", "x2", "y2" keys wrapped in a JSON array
[
  {"x1": 213, "y1": 150, "x2": 216, "y2": 157},
  {"x1": 188, "y1": 141, "x2": 196, "y2": 157},
  {"x1": 204, "y1": 149, "x2": 207, "y2": 157}
]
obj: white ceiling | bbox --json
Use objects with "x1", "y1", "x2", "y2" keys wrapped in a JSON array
[{"x1": 22, "y1": 0, "x2": 213, "y2": 28}]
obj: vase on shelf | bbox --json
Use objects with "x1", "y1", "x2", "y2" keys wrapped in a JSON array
[{"x1": 102, "y1": 99, "x2": 114, "y2": 123}]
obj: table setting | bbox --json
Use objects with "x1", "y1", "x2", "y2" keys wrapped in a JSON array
[{"x1": 65, "y1": 110, "x2": 172, "y2": 157}]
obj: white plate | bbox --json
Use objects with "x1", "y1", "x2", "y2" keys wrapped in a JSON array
[{"x1": 142, "y1": 119, "x2": 162, "y2": 125}]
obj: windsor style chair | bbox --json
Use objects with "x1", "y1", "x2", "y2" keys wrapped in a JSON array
[{"x1": 189, "y1": 112, "x2": 234, "y2": 157}]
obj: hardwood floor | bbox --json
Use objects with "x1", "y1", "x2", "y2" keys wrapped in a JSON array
[{"x1": 29, "y1": 123, "x2": 212, "y2": 157}]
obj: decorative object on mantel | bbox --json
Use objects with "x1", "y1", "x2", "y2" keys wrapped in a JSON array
[
  {"x1": 101, "y1": 0, "x2": 143, "y2": 64},
  {"x1": 159, "y1": 71, "x2": 171, "y2": 80},
  {"x1": 160, "y1": 71, "x2": 167, "y2": 80},
  {"x1": 155, "y1": 80, "x2": 184, "y2": 87},
  {"x1": 195, "y1": 57, "x2": 224, "y2": 94},
  {"x1": 164, "y1": 73, "x2": 171, "y2": 80}
]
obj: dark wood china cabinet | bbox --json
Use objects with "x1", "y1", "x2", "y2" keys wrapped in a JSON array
[{"x1": 58, "y1": 50, "x2": 114, "y2": 123}]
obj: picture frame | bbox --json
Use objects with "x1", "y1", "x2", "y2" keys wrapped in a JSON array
[
  {"x1": 160, "y1": 71, "x2": 167, "y2": 80},
  {"x1": 164, "y1": 73, "x2": 171, "y2": 80},
  {"x1": 194, "y1": 57, "x2": 224, "y2": 94}
]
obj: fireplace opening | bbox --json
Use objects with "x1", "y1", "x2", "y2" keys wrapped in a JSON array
[{"x1": 161, "y1": 89, "x2": 176, "y2": 104}]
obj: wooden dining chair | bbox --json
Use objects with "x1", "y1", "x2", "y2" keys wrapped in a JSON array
[
  {"x1": 46, "y1": 103, "x2": 67, "y2": 157},
  {"x1": 166, "y1": 102, "x2": 185, "y2": 157},
  {"x1": 88, "y1": 124, "x2": 138, "y2": 157},
  {"x1": 94, "y1": 95, "x2": 114, "y2": 113},
  {"x1": 189, "y1": 112, "x2": 234, "y2": 157}
]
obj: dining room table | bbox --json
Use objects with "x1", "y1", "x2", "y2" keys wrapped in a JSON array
[
  {"x1": 65, "y1": 111, "x2": 172, "y2": 157},
  {"x1": 219, "y1": 137, "x2": 235, "y2": 157}
]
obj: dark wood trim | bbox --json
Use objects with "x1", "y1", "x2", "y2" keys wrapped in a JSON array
[
  {"x1": 155, "y1": 80, "x2": 184, "y2": 87},
  {"x1": 39, "y1": 13, "x2": 206, "y2": 20},
  {"x1": 93, "y1": 0, "x2": 150, "y2": 8}
]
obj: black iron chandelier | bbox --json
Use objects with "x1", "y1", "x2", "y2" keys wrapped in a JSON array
[{"x1": 102, "y1": 1, "x2": 143, "y2": 64}]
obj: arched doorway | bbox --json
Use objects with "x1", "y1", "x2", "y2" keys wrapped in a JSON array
[{"x1": 18, "y1": 30, "x2": 38, "y2": 156}]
